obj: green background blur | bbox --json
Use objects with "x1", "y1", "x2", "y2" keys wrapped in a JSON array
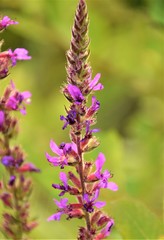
[{"x1": 0, "y1": 0, "x2": 163, "y2": 239}]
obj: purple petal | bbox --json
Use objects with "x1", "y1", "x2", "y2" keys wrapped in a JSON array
[
  {"x1": 93, "y1": 189, "x2": 100, "y2": 201},
  {"x1": 60, "y1": 172, "x2": 68, "y2": 187},
  {"x1": 45, "y1": 152, "x2": 59, "y2": 166},
  {"x1": 95, "y1": 153, "x2": 106, "y2": 175},
  {"x1": 21, "y1": 91, "x2": 32, "y2": 101},
  {"x1": 94, "y1": 201, "x2": 106, "y2": 208},
  {"x1": 13, "y1": 48, "x2": 31, "y2": 60},
  {"x1": 50, "y1": 140, "x2": 62, "y2": 156},
  {"x1": 67, "y1": 84, "x2": 84, "y2": 103},
  {"x1": 54, "y1": 198, "x2": 68, "y2": 208},
  {"x1": 83, "y1": 193, "x2": 89, "y2": 203},
  {"x1": 107, "y1": 182, "x2": 118, "y2": 191},
  {"x1": 47, "y1": 212, "x2": 63, "y2": 221},
  {"x1": 93, "y1": 83, "x2": 104, "y2": 91},
  {"x1": 89, "y1": 73, "x2": 101, "y2": 89}
]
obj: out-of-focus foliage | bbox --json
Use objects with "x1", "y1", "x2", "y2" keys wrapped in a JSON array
[{"x1": 0, "y1": 0, "x2": 163, "y2": 239}]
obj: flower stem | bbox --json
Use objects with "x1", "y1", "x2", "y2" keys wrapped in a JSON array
[{"x1": 76, "y1": 116, "x2": 91, "y2": 236}]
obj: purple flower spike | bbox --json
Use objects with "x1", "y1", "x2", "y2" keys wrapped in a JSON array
[
  {"x1": 83, "y1": 190, "x2": 106, "y2": 213},
  {"x1": 89, "y1": 73, "x2": 104, "y2": 91},
  {"x1": 8, "y1": 48, "x2": 31, "y2": 66},
  {"x1": 0, "y1": 16, "x2": 18, "y2": 31},
  {"x1": 67, "y1": 84, "x2": 84, "y2": 104}
]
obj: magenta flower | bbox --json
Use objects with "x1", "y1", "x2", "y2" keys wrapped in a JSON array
[
  {"x1": 8, "y1": 48, "x2": 31, "y2": 66},
  {"x1": 46, "y1": 140, "x2": 77, "y2": 168},
  {"x1": 95, "y1": 153, "x2": 118, "y2": 191},
  {"x1": 83, "y1": 190, "x2": 106, "y2": 213},
  {"x1": 67, "y1": 84, "x2": 84, "y2": 104},
  {"x1": 6, "y1": 91, "x2": 31, "y2": 115},
  {"x1": 89, "y1": 73, "x2": 104, "y2": 92},
  {"x1": 0, "y1": 16, "x2": 18, "y2": 31},
  {"x1": 47, "y1": 198, "x2": 68, "y2": 221}
]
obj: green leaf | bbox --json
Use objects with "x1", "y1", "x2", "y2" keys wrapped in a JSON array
[{"x1": 110, "y1": 198, "x2": 163, "y2": 239}]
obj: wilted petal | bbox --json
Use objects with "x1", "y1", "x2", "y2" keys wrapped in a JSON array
[{"x1": 60, "y1": 172, "x2": 68, "y2": 187}]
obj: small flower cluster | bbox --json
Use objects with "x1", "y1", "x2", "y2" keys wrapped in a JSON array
[
  {"x1": 46, "y1": 0, "x2": 118, "y2": 239},
  {"x1": 0, "y1": 16, "x2": 39, "y2": 239}
]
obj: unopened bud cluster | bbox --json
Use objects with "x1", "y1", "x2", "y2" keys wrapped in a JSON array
[
  {"x1": 0, "y1": 16, "x2": 39, "y2": 239},
  {"x1": 46, "y1": 0, "x2": 118, "y2": 239}
]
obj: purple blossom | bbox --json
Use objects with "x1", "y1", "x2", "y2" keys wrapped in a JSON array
[
  {"x1": 95, "y1": 153, "x2": 118, "y2": 191},
  {"x1": 83, "y1": 190, "x2": 106, "y2": 213},
  {"x1": 0, "y1": 16, "x2": 18, "y2": 31},
  {"x1": 46, "y1": 140, "x2": 77, "y2": 168},
  {"x1": 0, "y1": 111, "x2": 5, "y2": 128},
  {"x1": 67, "y1": 84, "x2": 84, "y2": 104},
  {"x1": 1, "y1": 156, "x2": 14, "y2": 167},
  {"x1": 89, "y1": 73, "x2": 104, "y2": 91},
  {"x1": 60, "y1": 109, "x2": 77, "y2": 129},
  {"x1": 5, "y1": 81, "x2": 31, "y2": 115},
  {"x1": 8, "y1": 48, "x2": 31, "y2": 66},
  {"x1": 47, "y1": 198, "x2": 68, "y2": 221}
]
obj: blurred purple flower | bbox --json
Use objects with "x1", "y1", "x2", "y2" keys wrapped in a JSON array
[
  {"x1": 0, "y1": 16, "x2": 18, "y2": 31},
  {"x1": 8, "y1": 175, "x2": 16, "y2": 186},
  {"x1": 5, "y1": 81, "x2": 31, "y2": 115},
  {"x1": 8, "y1": 48, "x2": 31, "y2": 66},
  {"x1": 83, "y1": 190, "x2": 105, "y2": 213},
  {"x1": 1, "y1": 156, "x2": 14, "y2": 167}
]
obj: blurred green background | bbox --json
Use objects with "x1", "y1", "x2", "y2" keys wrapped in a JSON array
[{"x1": 0, "y1": 0, "x2": 163, "y2": 239}]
